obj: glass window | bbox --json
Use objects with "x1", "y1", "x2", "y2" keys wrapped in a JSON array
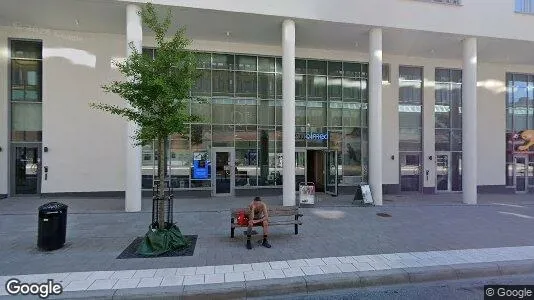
[
  {"x1": 258, "y1": 57, "x2": 275, "y2": 73},
  {"x1": 191, "y1": 124, "x2": 211, "y2": 151},
  {"x1": 168, "y1": 135, "x2": 191, "y2": 189},
  {"x1": 328, "y1": 77, "x2": 342, "y2": 101},
  {"x1": 399, "y1": 106, "x2": 422, "y2": 128},
  {"x1": 258, "y1": 100, "x2": 275, "y2": 125},
  {"x1": 11, "y1": 40, "x2": 42, "y2": 59},
  {"x1": 276, "y1": 74, "x2": 282, "y2": 99},
  {"x1": 235, "y1": 55, "x2": 257, "y2": 71},
  {"x1": 295, "y1": 101, "x2": 306, "y2": 126},
  {"x1": 295, "y1": 59, "x2": 306, "y2": 74},
  {"x1": 11, "y1": 102, "x2": 42, "y2": 142},
  {"x1": 11, "y1": 60, "x2": 41, "y2": 102},
  {"x1": 361, "y1": 64, "x2": 368, "y2": 78},
  {"x1": 343, "y1": 127, "x2": 361, "y2": 176},
  {"x1": 191, "y1": 99, "x2": 211, "y2": 123},
  {"x1": 212, "y1": 125, "x2": 234, "y2": 147},
  {"x1": 295, "y1": 75, "x2": 306, "y2": 100},
  {"x1": 196, "y1": 52, "x2": 211, "y2": 69},
  {"x1": 307, "y1": 76, "x2": 326, "y2": 101},
  {"x1": 307, "y1": 60, "x2": 326, "y2": 75},
  {"x1": 258, "y1": 73, "x2": 275, "y2": 99},
  {"x1": 212, "y1": 54, "x2": 234, "y2": 70},
  {"x1": 275, "y1": 100, "x2": 283, "y2": 125},
  {"x1": 399, "y1": 128, "x2": 422, "y2": 151},
  {"x1": 343, "y1": 62, "x2": 360, "y2": 78},
  {"x1": 295, "y1": 126, "x2": 306, "y2": 147},
  {"x1": 328, "y1": 61, "x2": 343, "y2": 76},
  {"x1": 212, "y1": 70, "x2": 234, "y2": 96},
  {"x1": 258, "y1": 127, "x2": 276, "y2": 186},
  {"x1": 342, "y1": 77, "x2": 358, "y2": 101},
  {"x1": 451, "y1": 130, "x2": 462, "y2": 151},
  {"x1": 275, "y1": 58, "x2": 282, "y2": 74},
  {"x1": 212, "y1": 98, "x2": 234, "y2": 124},
  {"x1": 328, "y1": 101, "x2": 343, "y2": 126},
  {"x1": 307, "y1": 101, "x2": 327, "y2": 127},
  {"x1": 191, "y1": 69, "x2": 211, "y2": 97},
  {"x1": 435, "y1": 129, "x2": 450, "y2": 151},
  {"x1": 235, "y1": 125, "x2": 258, "y2": 149},
  {"x1": 235, "y1": 72, "x2": 257, "y2": 98},
  {"x1": 361, "y1": 102, "x2": 368, "y2": 127},
  {"x1": 342, "y1": 102, "x2": 361, "y2": 127},
  {"x1": 234, "y1": 99, "x2": 257, "y2": 124}
]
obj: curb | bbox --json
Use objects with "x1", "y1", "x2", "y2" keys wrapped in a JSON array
[{"x1": 4, "y1": 260, "x2": 534, "y2": 299}]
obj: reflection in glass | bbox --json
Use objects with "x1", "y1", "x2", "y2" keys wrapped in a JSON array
[
  {"x1": 234, "y1": 99, "x2": 257, "y2": 124},
  {"x1": 14, "y1": 146, "x2": 40, "y2": 194},
  {"x1": 212, "y1": 98, "x2": 234, "y2": 124},
  {"x1": 11, "y1": 60, "x2": 41, "y2": 102},
  {"x1": 259, "y1": 100, "x2": 275, "y2": 125},
  {"x1": 235, "y1": 72, "x2": 257, "y2": 97},
  {"x1": 11, "y1": 102, "x2": 42, "y2": 142}
]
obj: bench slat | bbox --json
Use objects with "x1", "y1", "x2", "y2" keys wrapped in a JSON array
[{"x1": 232, "y1": 221, "x2": 303, "y2": 228}]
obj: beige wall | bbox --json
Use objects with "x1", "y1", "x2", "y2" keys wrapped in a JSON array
[{"x1": 1, "y1": 27, "x2": 534, "y2": 194}]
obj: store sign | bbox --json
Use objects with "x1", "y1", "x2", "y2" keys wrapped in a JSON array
[{"x1": 305, "y1": 132, "x2": 329, "y2": 140}]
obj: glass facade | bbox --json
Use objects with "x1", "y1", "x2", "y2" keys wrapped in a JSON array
[
  {"x1": 505, "y1": 73, "x2": 534, "y2": 188},
  {"x1": 141, "y1": 49, "x2": 369, "y2": 190},
  {"x1": 399, "y1": 66, "x2": 423, "y2": 192}
]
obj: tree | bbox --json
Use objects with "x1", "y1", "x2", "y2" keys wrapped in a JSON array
[{"x1": 91, "y1": 3, "x2": 201, "y2": 255}]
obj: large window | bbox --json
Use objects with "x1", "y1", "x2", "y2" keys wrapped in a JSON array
[
  {"x1": 10, "y1": 40, "x2": 43, "y2": 142},
  {"x1": 399, "y1": 66, "x2": 423, "y2": 192},
  {"x1": 516, "y1": 0, "x2": 534, "y2": 14},
  {"x1": 141, "y1": 49, "x2": 368, "y2": 189}
]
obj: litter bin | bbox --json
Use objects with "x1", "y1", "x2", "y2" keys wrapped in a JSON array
[{"x1": 38, "y1": 202, "x2": 68, "y2": 251}]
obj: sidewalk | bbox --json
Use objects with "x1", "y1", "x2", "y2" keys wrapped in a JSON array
[{"x1": 1, "y1": 193, "x2": 534, "y2": 298}]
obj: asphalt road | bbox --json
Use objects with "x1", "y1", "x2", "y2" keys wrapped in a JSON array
[{"x1": 253, "y1": 273, "x2": 534, "y2": 300}]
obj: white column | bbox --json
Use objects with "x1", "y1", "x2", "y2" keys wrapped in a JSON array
[
  {"x1": 125, "y1": 4, "x2": 142, "y2": 212},
  {"x1": 462, "y1": 37, "x2": 477, "y2": 205},
  {"x1": 369, "y1": 28, "x2": 383, "y2": 206},
  {"x1": 282, "y1": 19, "x2": 296, "y2": 206}
]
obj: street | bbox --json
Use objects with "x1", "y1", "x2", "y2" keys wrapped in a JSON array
[{"x1": 255, "y1": 273, "x2": 534, "y2": 300}]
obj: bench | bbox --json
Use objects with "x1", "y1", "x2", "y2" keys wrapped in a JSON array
[{"x1": 230, "y1": 206, "x2": 303, "y2": 239}]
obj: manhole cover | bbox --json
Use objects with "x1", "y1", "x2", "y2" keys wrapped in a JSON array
[{"x1": 376, "y1": 213, "x2": 392, "y2": 217}]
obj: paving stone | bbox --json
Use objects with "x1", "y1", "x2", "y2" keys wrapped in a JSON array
[
  {"x1": 132, "y1": 269, "x2": 157, "y2": 278},
  {"x1": 204, "y1": 273, "x2": 225, "y2": 284},
  {"x1": 287, "y1": 259, "x2": 308, "y2": 268},
  {"x1": 183, "y1": 275, "x2": 205, "y2": 285},
  {"x1": 113, "y1": 278, "x2": 140, "y2": 289},
  {"x1": 137, "y1": 277, "x2": 163, "y2": 287},
  {"x1": 282, "y1": 268, "x2": 305, "y2": 277},
  {"x1": 244, "y1": 271, "x2": 265, "y2": 281},
  {"x1": 175, "y1": 267, "x2": 197, "y2": 276},
  {"x1": 338, "y1": 263, "x2": 358, "y2": 273},
  {"x1": 214, "y1": 265, "x2": 234, "y2": 274},
  {"x1": 64, "y1": 279, "x2": 95, "y2": 291},
  {"x1": 110, "y1": 270, "x2": 136, "y2": 279},
  {"x1": 301, "y1": 266, "x2": 324, "y2": 276},
  {"x1": 87, "y1": 278, "x2": 118, "y2": 290},
  {"x1": 225, "y1": 272, "x2": 245, "y2": 282},
  {"x1": 269, "y1": 261, "x2": 290, "y2": 269},
  {"x1": 154, "y1": 268, "x2": 177, "y2": 278},
  {"x1": 263, "y1": 269, "x2": 286, "y2": 279},
  {"x1": 320, "y1": 264, "x2": 342, "y2": 274},
  {"x1": 251, "y1": 262, "x2": 272, "y2": 271},
  {"x1": 233, "y1": 264, "x2": 253, "y2": 272},
  {"x1": 160, "y1": 276, "x2": 185, "y2": 286},
  {"x1": 195, "y1": 266, "x2": 215, "y2": 275}
]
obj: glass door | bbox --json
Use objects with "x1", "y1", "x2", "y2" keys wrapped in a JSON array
[
  {"x1": 12, "y1": 145, "x2": 41, "y2": 195},
  {"x1": 400, "y1": 153, "x2": 422, "y2": 192},
  {"x1": 514, "y1": 156, "x2": 528, "y2": 193},
  {"x1": 436, "y1": 152, "x2": 450, "y2": 192},
  {"x1": 325, "y1": 150, "x2": 338, "y2": 196},
  {"x1": 212, "y1": 148, "x2": 234, "y2": 196}
]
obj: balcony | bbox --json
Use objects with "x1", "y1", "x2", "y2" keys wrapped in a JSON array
[{"x1": 516, "y1": 0, "x2": 534, "y2": 14}]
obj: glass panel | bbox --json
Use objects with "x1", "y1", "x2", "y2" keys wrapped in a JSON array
[
  {"x1": 275, "y1": 100, "x2": 283, "y2": 125},
  {"x1": 11, "y1": 102, "x2": 42, "y2": 142},
  {"x1": 258, "y1": 57, "x2": 275, "y2": 72},
  {"x1": 259, "y1": 100, "x2": 275, "y2": 125},
  {"x1": 191, "y1": 99, "x2": 211, "y2": 123},
  {"x1": 142, "y1": 143, "x2": 154, "y2": 189},
  {"x1": 296, "y1": 151, "x2": 306, "y2": 189},
  {"x1": 196, "y1": 52, "x2": 211, "y2": 69},
  {"x1": 295, "y1": 75, "x2": 306, "y2": 100},
  {"x1": 328, "y1": 101, "x2": 343, "y2": 126},
  {"x1": 328, "y1": 77, "x2": 342, "y2": 101},
  {"x1": 343, "y1": 127, "x2": 361, "y2": 176},
  {"x1": 328, "y1": 61, "x2": 343, "y2": 76},
  {"x1": 295, "y1": 126, "x2": 306, "y2": 147},
  {"x1": 191, "y1": 69, "x2": 211, "y2": 97},
  {"x1": 11, "y1": 60, "x2": 41, "y2": 101},
  {"x1": 306, "y1": 126, "x2": 328, "y2": 148},
  {"x1": 400, "y1": 153, "x2": 421, "y2": 192},
  {"x1": 343, "y1": 62, "x2": 360, "y2": 78},
  {"x1": 342, "y1": 102, "x2": 361, "y2": 128},
  {"x1": 295, "y1": 59, "x2": 306, "y2": 74},
  {"x1": 168, "y1": 145, "x2": 190, "y2": 189},
  {"x1": 325, "y1": 151, "x2": 338, "y2": 195},
  {"x1": 295, "y1": 101, "x2": 306, "y2": 125},
  {"x1": 399, "y1": 106, "x2": 422, "y2": 128},
  {"x1": 258, "y1": 127, "x2": 276, "y2": 186},
  {"x1": 361, "y1": 79, "x2": 368, "y2": 102},
  {"x1": 307, "y1": 60, "x2": 326, "y2": 75},
  {"x1": 307, "y1": 101, "x2": 327, "y2": 127},
  {"x1": 451, "y1": 130, "x2": 462, "y2": 151},
  {"x1": 436, "y1": 154, "x2": 449, "y2": 191},
  {"x1": 308, "y1": 76, "x2": 327, "y2": 101},
  {"x1": 212, "y1": 70, "x2": 234, "y2": 96},
  {"x1": 235, "y1": 55, "x2": 257, "y2": 71},
  {"x1": 235, "y1": 125, "x2": 258, "y2": 187},
  {"x1": 215, "y1": 151, "x2": 231, "y2": 193},
  {"x1": 452, "y1": 152, "x2": 462, "y2": 191},
  {"x1": 399, "y1": 128, "x2": 422, "y2": 151},
  {"x1": 342, "y1": 77, "x2": 358, "y2": 101},
  {"x1": 191, "y1": 124, "x2": 212, "y2": 151},
  {"x1": 14, "y1": 146, "x2": 39, "y2": 194},
  {"x1": 361, "y1": 64, "x2": 368, "y2": 78},
  {"x1": 276, "y1": 74, "x2": 282, "y2": 99},
  {"x1": 11, "y1": 40, "x2": 42, "y2": 59},
  {"x1": 212, "y1": 54, "x2": 234, "y2": 69},
  {"x1": 235, "y1": 72, "x2": 256, "y2": 97},
  {"x1": 212, "y1": 125, "x2": 234, "y2": 147},
  {"x1": 513, "y1": 75, "x2": 528, "y2": 131},
  {"x1": 515, "y1": 157, "x2": 527, "y2": 192},
  {"x1": 275, "y1": 58, "x2": 282, "y2": 74},
  {"x1": 234, "y1": 99, "x2": 257, "y2": 124},
  {"x1": 435, "y1": 129, "x2": 450, "y2": 151},
  {"x1": 212, "y1": 98, "x2": 234, "y2": 124},
  {"x1": 258, "y1": 73, "x2": 275, "y2": 99}
]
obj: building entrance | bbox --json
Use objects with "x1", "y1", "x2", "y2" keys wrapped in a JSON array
[{"x1": 11, "y1": 145, "x2": 41, "y2": 195}]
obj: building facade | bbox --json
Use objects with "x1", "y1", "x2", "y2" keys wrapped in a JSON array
[{"x1": 1, "y1": 0, "x2": 534, "y2": 208}]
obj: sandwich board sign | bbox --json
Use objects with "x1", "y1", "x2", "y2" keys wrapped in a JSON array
[{"x1": 360, "y1": 185, "x2": 373, "y2": 204}]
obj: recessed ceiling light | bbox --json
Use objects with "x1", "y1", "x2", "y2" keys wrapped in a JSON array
[
  {"x1": 430, "y1": 49, "x2": 435, "y2": 54},
  {"x1": 226, "y1": 31, "x2": 231, "y2": 37},
  {"x1": 355, "y1": 42, "x2": 359, "y2": 48},
  {"x1": 75, "y1": 19, "x2": 79, "y2": 26}
]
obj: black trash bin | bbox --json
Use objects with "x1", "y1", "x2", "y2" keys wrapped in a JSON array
[{"x1": 38, "y1": 202, "x2": 68, "y2": 251}]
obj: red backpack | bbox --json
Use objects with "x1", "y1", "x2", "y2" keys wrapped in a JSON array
[{"x1": 237, "y1": 210, "x2": 249, "y2": 226}]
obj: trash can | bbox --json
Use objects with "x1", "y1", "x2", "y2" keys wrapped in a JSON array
[{"x1": 38, "y1": 202, "x2": 68, "y2": 251}]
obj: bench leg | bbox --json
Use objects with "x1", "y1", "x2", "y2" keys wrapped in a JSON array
[
  {"x1": 295, "y1": 215, "x2": 299, "y2": 235},
  {"x1": 231, "y1": 218, "x2": 235, "y2": 238}
]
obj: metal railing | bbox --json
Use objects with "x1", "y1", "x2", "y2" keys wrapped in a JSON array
[{"x1": 516, "y1": 0, "x2": 534, "y2": 14}]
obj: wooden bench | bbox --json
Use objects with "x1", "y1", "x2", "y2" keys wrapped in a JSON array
[{"x1": 230, "y1": 206, "x2": 303, "y2": 238}]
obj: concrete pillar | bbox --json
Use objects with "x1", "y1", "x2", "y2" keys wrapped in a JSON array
[
  {"x1": 125, "y1": 4, "x2": 142, "y2": 212},
  {"x1": 282, "y1": 19, "x2": 296, "y2": 206},
  {"x1": 462, "y1": 37, "x2": 477, "y2": 205},
  {"x1": 369, "y1": 28, "x2": 383, "y2": 206}
]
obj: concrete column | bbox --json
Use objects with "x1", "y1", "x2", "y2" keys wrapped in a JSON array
[
  {"x1": 462, "y1": 37, "x2": 477, "y2": 205},
  {"x1": 369, "y1": 28, "x2": 383, "y2": 206},
  {"x1": 282, "y1": 19, "x2": 296, "y2": 206},
  {"x1": 125, "y1": 4, "x2": 142, "y2": 212}
]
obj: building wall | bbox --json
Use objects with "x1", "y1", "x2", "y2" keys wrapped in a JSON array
[
  {"x1": 128, "y1": 0, "x2": 534, "y2": 42},
  {"x1": 1, "y1": 26, "x2": 534, "y2": 194}
]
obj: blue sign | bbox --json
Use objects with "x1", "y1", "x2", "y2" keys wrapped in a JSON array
[
  {"x1": 306, "y1": 132, "x2": 329, "y2": 140},
  {"x1": 192, "y1": 152, "x2": 210, "y2": 179}
]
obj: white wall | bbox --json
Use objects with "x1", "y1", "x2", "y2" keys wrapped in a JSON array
[
  {"x1": 1, "y1": 25, "x2": 127, "y2": 194},
  {"x1": 125, "y1": 0, "x2": 534, "y2": 42}
]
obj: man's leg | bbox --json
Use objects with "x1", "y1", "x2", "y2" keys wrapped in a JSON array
[{"x1": 261, "y1": 220, "x2": 271, "y2": 248}]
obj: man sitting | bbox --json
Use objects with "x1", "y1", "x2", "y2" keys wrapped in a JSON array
[{"x1": 247, "y1": 197, "x2": 272, "y2": 249}]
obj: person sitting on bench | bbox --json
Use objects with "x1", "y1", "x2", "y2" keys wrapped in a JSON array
[{"x1": 247, "y1": 196, "x2": 271, "y2": 249}]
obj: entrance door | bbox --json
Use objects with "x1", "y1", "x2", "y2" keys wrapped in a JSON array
[
  {"x1": 11, "y1": 145, "x2": 41, "y2": 195},
  {"x1": 514, "y1": 156, "x2": 528, "y2": 193},
  {"x1": 325, "y1": 150, "x2": 338, "y2": 196},
  {"x1": 436, "y1": 152, "x2": 450, "y2": 192},
  {"x1": 212, "y1": 148, "x2": 234, "y2": 196}
]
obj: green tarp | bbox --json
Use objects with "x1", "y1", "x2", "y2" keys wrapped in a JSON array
[{"x1": 136, "y1": 223, "x2": 190, "y2": 256}]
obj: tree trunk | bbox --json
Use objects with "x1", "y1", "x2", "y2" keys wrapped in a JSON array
[{"x1": 157, "y1": 137, "x2": 166, "y2": 230}]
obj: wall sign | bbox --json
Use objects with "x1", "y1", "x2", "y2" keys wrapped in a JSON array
[{"x1": 305, "y1": 132, "x2": 329, "y2": 140}]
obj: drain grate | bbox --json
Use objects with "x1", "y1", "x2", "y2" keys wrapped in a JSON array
[{"x1": 376, "y1": 212, "x2": 392, "y2": 217}]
